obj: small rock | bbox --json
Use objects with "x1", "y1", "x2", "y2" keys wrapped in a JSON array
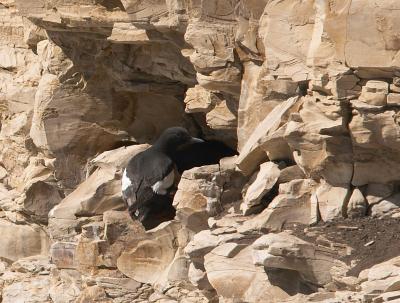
[
  {"x1": 359, "y1": 80, "x2": 388, "y2": 106},
  {"x1": 387, "y1": 93, "x2": 400, "y2": 105}
]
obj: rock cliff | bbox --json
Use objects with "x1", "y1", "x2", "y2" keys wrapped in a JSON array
[{"x1": 1, "y1": 0, "x2": 400, "y2": 302}]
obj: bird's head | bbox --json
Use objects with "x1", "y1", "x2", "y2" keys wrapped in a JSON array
[{"x1": 154, "y1": 127, "x2": 204, "y2": 154}]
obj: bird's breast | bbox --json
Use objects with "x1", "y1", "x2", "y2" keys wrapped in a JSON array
[{"x1": 151, "y1": 170, "x2": 175, "y2": 195}]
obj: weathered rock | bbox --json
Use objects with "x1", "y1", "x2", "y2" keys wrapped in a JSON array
[
  {"x1": 188, "y1": 262, "x2": 213, "y2": 291},
  {"x1": 184, "y1": 85, "x2": 214, "y2": 114},
  {"x1": 239, "y1": 179, "x2": 317, "y2": 233},
  {"x1": 0, "y1": 219, "x2": 48, "y2": 262},
  {"x1": 277, "y1": 165, "x2": 306, "y2": 184},
  {"x1": 360, "y1": 256, "x2": 400, "y2": 295},
  {"x1": 11, "y1": 255, "x2": 52, "y2": 274},
  {"x1": 49, "y1": 269, "x2": 82, "y2": 303},
  {"x1": 95, "y1": 276, "x2": 142, "y2": 301},
  {"x1": 358, "y1": 81, "x2": 388, "y2": 106},
  {"x1": 387, "y1": 93, "x2": 400, "y2": 105},
  {"x1": 350, "y1": 104, "x2": 400, "y2": 186},
  {"x1": 76, "y1": 286, "x2": 113, "y2": 303},
  {"x1": 366, "y1": 183, "x2": 394, "y2": 205},
  {"x1": 252, "y1": 232, "x2": 348, "y2": 286},
  {"x1": 313, "y1": 182, "x2": 350, "y2": 222},
  {"x1": 117, "y1": 221, "x2": 190, "y2": 290},
  {"x1": 370, "y1": 193, "x2": 400, "y2": 218},
  {"x1": 50, "y1": 242, "x2": 78, "y2": 270},
  {"x1": 49, "y1": 145, "x2": 147, "y2": 240},
  {"x1": 184, "y1": 85, "x2": 238, "y2": 147},
  {"x1": 241, "y1": 161, "x2": 280, "y2": 215},
  {"x1": 285, "y1": 96, "x2": 353, "y2": 187},
  {"x1": 2, "y1": 271, "x2": 51, "y2": 303},
  {"x1": 204, "y1": 245, "x2": 290, "y2": 302},
  {"x1": 347, "y1": 188, "x2": 367, "y2": 218},
  {"x1": 173, "y1": 165, "x2": 222, "y2": 232},
  {"x1": 4, "y1": 0, "x2": 400, "y2": 301},
  {"x1": 237, "y1": 96, "x2": 300, "y2": 176}
]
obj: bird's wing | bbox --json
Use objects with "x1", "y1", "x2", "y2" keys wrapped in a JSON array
[{"x1": 123, "y1": 150, "x2": 174, "y2": 211}]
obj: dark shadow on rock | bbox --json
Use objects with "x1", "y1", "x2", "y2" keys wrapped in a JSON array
[
  {"x1": 141, "y1": 195, "x2": 176, "y2": 230},
  {"x1": 265, "y1": 268, "x2": 316, "y2": 296}
]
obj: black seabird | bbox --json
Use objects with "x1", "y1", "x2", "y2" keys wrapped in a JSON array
[{"x1": 121, "y1": 127, "x2": 203, "y2": 229}]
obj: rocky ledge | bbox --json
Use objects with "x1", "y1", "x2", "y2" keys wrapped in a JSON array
[{"x1": 0, "y1": 0, "x2": 400, "y2": 302}]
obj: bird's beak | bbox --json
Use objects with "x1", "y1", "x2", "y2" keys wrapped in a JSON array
[{"x1": 189, "y1": 137, "x2": 204, "y2": 144}]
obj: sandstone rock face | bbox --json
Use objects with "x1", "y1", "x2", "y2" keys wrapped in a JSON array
[
  {"x1": 252, "y1": 232, "x2": 348, "y2": 286},
  {"x1": 241, "y1": 161, "x2": 280, "y2": 215},
  {"x1": 0, "y1": 219, "x2": 49, "y2": 262},
  {"x1": 204, "y1": 245, "x2": 290, "y2": 303},
  {"x1": 239, "y1": 179, "x2": 318, "y2": 233},
  {"x1": 1, "y1": 0, "x2": 400, "y2": 302}
]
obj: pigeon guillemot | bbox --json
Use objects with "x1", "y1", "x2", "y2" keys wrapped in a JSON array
[{"x1": 121, "y1": 127, "x2": 203, "y2": 229}]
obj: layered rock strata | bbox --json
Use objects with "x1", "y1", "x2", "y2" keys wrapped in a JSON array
[{"x1": 0, "y1": 0, "x2": 400, "y2": 302}]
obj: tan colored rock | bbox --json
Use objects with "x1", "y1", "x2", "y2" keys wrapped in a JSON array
[
  {"x1": 314, "y1": 182, "x2": 350, "y2": 222},
  {"x1": 102, "y1": 210, "x2": 145, "y2": 243},
  {"x1": 49, "y1": 269, "x2": 82, "y2": 303},
  {"x1": 204, "y1": 245, "x2": 290, "y2": 302},
  {"x1": 361, "y1": 256, "x2": 400, "y2": 295},
  {"x1": 184, "y1": 84, "x2": 238, "y2": 146},
  {"x1": 237, "y1": 60, "x2": 300, "y2": 150},
  {"x1": 252, "y1": 232, "x2": 348, "y2": 286},
  {"x1": 49, "y1": 145, "x2": 147, "y2": 240},
  {"x1": 285, "y1": 96, "x2": 353, "y2": 187},
  {"x1": 184, "y1": 230, "x2": 220, "y2": 263},
  {"x1": 117, "y1": 221, "x2": 190, "y2": 289},
  {"x1": 11, "y1": 255, "x2": 52, "y2": 274},
  {"x1": 76, "y1": 286, "x2": 112, "y2": 303},
  {"x1": 387, "y1": 93, "x2": 400, "y2": 105},
  {"x1": 389, "y1": 84, "x2": 400, "y2": 93},
  {"x1": 108, "y1": 23, "x2": 152, "y2": 44},
  {"x1": 277, "y1": 165, "x2": 306, "y2": 184},
  {"x1": 2, "y1": 275, "x2": 51, "y2": 303},
  {"x1": 370, "y1": 193, "x2": 400, "y2": 218},
  {"x1": 238, "y1": 179, "x2": 317, "y2": 233},
  {"x1": 350, "y1": 105, "x2": 400, "y2": 186},
  {"x1": 241, "y1": 161, "x2": 280, "y2": 215},
  {"x1": 345, "y1": 1, "x2": 400, "y2": 67},
  {"x1": 173, "y1": 165, "x2": 222, "y2": 232},
  {"x1": 366, "y1": 183, "x2": 394, "y2": 205},
  {"x1": 95, "y1": 276, "x2": 141, "y2": 301},
  {"x1": 0, "y1": 219, "x2": 48, "y2": 262},
  {"x1": 184, "y1": 85, "x2": 214, "y2": 114},
  {"x1": 188, "y1": 262, "x2": 213, "y2": 291},
  {"x1": 51, "y1": 212, "x2": 145, "y2": 273},
  {"x1": 358, "y1": 81, "x2": 388, "y2": 106},
  {"x1": 237, "y1": 96, "x2": 300, "y2": 176},
  {"x1": 347, "y1": 188, "x2": 367, "y2": 218},
  {"x1": 50, "y1": 242, "x2": 78, "y2": 269},
  {"x1": 259, "y1": 1, "x2": 313, "y2": 81}
]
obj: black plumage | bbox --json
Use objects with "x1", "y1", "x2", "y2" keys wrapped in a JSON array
[{"x1": 121, "y1": 127, "x2": 203, "y2": 229}]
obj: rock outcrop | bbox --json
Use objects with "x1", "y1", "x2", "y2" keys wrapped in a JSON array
[{"x1": 0, "y1": 0, "x2": 400, "y2": 302}]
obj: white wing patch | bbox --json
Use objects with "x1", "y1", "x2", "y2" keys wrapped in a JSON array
[
  {"x1": 121, "y1": 169, "x2": 131, "y2": 191},
  {"x1": 151, "y1": 170, "x2": 174, "y2": 195}
]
